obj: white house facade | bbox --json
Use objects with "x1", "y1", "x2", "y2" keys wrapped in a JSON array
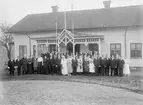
[{"x1": 9, "y1": 4, "x2": 143, "y2": 67}]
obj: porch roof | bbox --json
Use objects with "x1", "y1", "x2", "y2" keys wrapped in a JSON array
[{"x1": 32, "y1": 32, "x2": 104, "y2": 40}]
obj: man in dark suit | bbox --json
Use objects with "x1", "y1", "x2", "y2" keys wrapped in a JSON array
[
  {"x1": 53, "y1": 54, "x2": 58, "y2": 75},
  {"x1": 119, "y1": 56, "x2": 125, "y2": 77},
  {"x1": 27, "y1": 56, "x2": 33, "y2": 74},
  {"x1": 110, "y1": 55, "x2": 117, "y2": 76},
  {"x1": 57, "y1": 54, "x2": 61, "y2": 75},
  {"x1": 48, "y1": 53, "x2": 53, "y2": 75},
  {"x1": 43, "y1": 55, "x2": 48, "y2": 74},
  {"x1": 21, "y1": 55, "x2": 27, "y2": 75},
  {"x1": 96, "y1": 54, "x2": 102, "y2": 76},
  {"x1": 83, "y1": 55, "x2": 89, "y2": 75},
  {"x1": 93, "y1": 55, "x2": 98, "y2": 76},
  {"x1": 82, "y1": 55, "x2": 85, "y2": 74},
  {"x1": 52, "y1": 54, "x2": 57, "y2": 75},
  {"x1": 46, "y1": 52, "x2": 50, "y2": 59},
  {"x1": 15, "y1": 56, "x2": 22, "y2": 75},
  {"x1": 100, "y1": 55, "x2": 105, "y2": 76},
  {"x1": 72, "y1": 55, "x2": 78, "y2": 75},
  {"x1": 116, "y1": 55, "x2": 120, "y2": 76},
  {"x1": 105, "y1": 54, "x2": 110, "y2": 76},
  {"x1": 8, "y1": 59, "x2": 15, "y2": 76}
]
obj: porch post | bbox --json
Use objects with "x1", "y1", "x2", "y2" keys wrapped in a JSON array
[
  {"x1": 73, "y1": 43, "x2": 75, "y2": 55},
  {"x1": 36, "y1": 41, "x2": 38, "y2": 58},
  {"x1": 46, "y1": 42, "x2": 49, "y2": 53},
  {"x1": 58, "y1": 44, "x2": 60, "y2": 52},
  {"x1": 98, "y1": 38, "x2": 101, "y2": 55}
]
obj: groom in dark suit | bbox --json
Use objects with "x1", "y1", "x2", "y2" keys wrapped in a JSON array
[
  {"x1": 119, "y1": 56, "x2": 125, "y2": 77},
  {"x1": 110, "y1": 55, "x2": 117, "y2": 76}
]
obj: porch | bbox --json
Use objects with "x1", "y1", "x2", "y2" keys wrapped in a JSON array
[{"x1": 35, "y1": 29, "x2": 104, "y2": 57}]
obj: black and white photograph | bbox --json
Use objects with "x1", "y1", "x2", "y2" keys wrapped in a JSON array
[{"x1": 0, "y1": 0, "x2": 143, "y2": 104}]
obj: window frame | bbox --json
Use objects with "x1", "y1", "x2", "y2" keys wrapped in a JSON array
[
  {"x1": 110, "y1": 43, "x2": 121, "y2": 57},
  {"x1": 33, "y1": 45, "x2": 36, "y2": 57},
  {"x1": 130, "y1": 43, "x2": 142, "y2": 59},
  {"x1": 19, "y1": 45, "x2": 27, "y2": 58}
]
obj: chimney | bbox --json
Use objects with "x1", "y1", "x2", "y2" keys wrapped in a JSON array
[
  {"x1": 51, "y1": 5, "x2": 59, "y2": 13},
  {"x1": 103, "y1": 0, "x2": 111, "y2": 9}
]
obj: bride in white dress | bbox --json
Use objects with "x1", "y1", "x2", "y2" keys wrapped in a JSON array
[
  {"x1": 123, "y1": 57, "x2": 131, "y2": 76},
  {"x1": 89, "y1": 58, "x2": 95, "y2": 73},
  {"x1": 77, "y1": 56, "x2": 83, "y2": 73},
  {"x1": 61, "y1": 55, "x2": 68, "y2": 75}
]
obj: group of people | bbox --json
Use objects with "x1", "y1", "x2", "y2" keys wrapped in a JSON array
[{"x1": 7, "y1": 51, "x2": 131, "y2": 77}]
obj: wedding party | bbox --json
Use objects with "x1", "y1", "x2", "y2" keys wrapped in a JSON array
[
  {"x1": 0, "y1": 0, "x2": 143, "y2": 104},
  {"x1": 7, "y1": 51, "x2": 131, "y2": 77}
]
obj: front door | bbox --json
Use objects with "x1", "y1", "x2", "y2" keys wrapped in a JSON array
[
  {"x1": 75, "y1": 44, "x2": 80, "y2": 55},
  {"x1": 66, "y1": 42, "x2": 73, "y2": 55}
]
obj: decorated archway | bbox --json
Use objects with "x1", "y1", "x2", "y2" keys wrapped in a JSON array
[{"x1": 57, "y1": 29, "x2": 74, "y2": 54}]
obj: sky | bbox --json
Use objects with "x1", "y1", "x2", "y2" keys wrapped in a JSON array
[{"x1": 0, "y1": 0, "x2": 143, "y2": 25}]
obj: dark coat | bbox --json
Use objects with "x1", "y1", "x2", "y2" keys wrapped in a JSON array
[
  {"x1": 100, "y1": 58, "x2": 105, "y2": 67},
  {"x1": 83, "y1": 60, "x2": 89, "y2": 72},
  {"x1": 98, "y1": 57, "x2": 102, "y2": 67},
  {"x1": 15, "y1": 59, "x2": 21, "y2": 69},
  {"x1": 48, "y1": 58, "x2": 53, "y2": 66},
  {"x1": 56, "y1": 58, "x2": 61, "y2": 66},
  {"x1": 72, "y1": 59, "x2": 78, "y2": 67},
  {"x1": 119, "y1": 59, "x2": 125, "y2": 68},
  {"x1": 8, "y1": 60, "x2": 15, "y2": 71},
  {"x1": 104, "y1": 58, "x2": 111, "y2": 67},
  {"x1": 93, "y1": 58, "x2": 98, "y2": 67},
  {"x1": 21, "y1": 58, "x2": 27, "y2": 69},
  {"x1": 111, "y1": 59, "x2": 117, "y2": 68}
]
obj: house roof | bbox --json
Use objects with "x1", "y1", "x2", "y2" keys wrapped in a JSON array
[{"x1": 9, "y1": 5, "x2": 143, "y2": 33}]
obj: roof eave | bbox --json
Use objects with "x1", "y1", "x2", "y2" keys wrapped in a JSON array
[{"x1": 8, "y1": 24, "x2": 143, "y2": 34}]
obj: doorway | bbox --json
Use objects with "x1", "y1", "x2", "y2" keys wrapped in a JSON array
[
  {"x1": 66, "y1": 42, "x2": 73, "y2": 55},
  {"x1": 75, "y1": 44, "x2": 80, "y2": 55}
]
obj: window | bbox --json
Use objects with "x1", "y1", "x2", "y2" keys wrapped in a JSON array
[
  {"x1": 19, "y1": 45, "x2": 27, "y2": 58},
  {"x1": 110, "y1": 43, "x2": 121, "y2": 57},
  {"x1": 130, "y1": 43, "x2": 142, "y2": 59},
  {"x1": 88, "y1": 44, "x2": 98, "y2": 55},
  {"x1": 49, "y1": 44, "x2": 56, "y2": 53},
  {"x1": 38, "y1": 44, "x2": 47, "y2": 56},
  {"x1": 33, "y1": 45, "x2": 36, "y2": 57}
]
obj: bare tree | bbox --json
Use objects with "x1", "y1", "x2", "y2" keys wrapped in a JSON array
[{"x1": 0, "y1": 23, "x2": 13, "y2": 60}]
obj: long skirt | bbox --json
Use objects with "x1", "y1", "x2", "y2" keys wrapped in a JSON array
[
  {"x1": 89, "y1": 63, "x2": 95, "y2": 73},
  {"x1": 123, "y1": 64, "x2": 130, "y2": 75},
  {"x1": 67, "y1": 63, "x2": 73, "y2": 74},
  {"x1": 77, "y1": 66, "x2": 83, "y2": 74},
  {"x1": 61, "y1": 65, "x2": 68, "y2": 75}
]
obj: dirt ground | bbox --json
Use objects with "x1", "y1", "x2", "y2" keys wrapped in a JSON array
[
  {"x1": 0, "y1": 80, "x2": 143, "y2": 105},
  {"x1": 0, "y1": 59, "x2": 143, "y2": 105}
]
